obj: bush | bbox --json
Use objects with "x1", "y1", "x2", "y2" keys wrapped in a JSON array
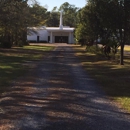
[
  {"x1": 23, "y1": 40, "x2": 30, "y2": 46},
  {"x1": 18, "y1": 40, "x2": 23, "y2": 47},
  {"x1": 0, "y1": 41, "x2": 12, "y2": 48},
  {"x1": 28, "y1": 40, "x2": 37, "y2": 43},
  {"x1": 86, "y1": 45, "x2": 102, "y2": 54},
  {"x1": 39, "y1": 40, "x2": 47, "y2": 43},
  {"x1": 0, "y1": 42, "x2": 3, "y2": 48}
]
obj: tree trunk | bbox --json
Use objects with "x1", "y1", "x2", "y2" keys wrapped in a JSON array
[
  {"x1": 120, "y1": 43, "x2": 124, "y2": 65},
  {"x1": 119, "y1": 28, "x2": 124, "y2": 65},
  {"x1": 120, "y1": 0, "x2": 129, "y2": 65}
]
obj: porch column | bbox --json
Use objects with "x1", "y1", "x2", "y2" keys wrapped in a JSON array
[
  {"x1": 69, "y1": 32, "x2": 72, "y2": 44},
  {"x1": 72, "y1": 33, "x2": 74, "y2": 43},
  {"x1": 50, "y1": 32, "x2": 53, "y2": 43}
]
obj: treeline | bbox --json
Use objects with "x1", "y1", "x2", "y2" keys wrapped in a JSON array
[
  {"x1": 0, "y1": 1, "x2": 79, "y2": 48},
  {"x1": 1, "y1": 0, "x2": 129, "y2": 64},
  {"x1": 45, "y1": 2, "x2": 79, "y2": 27},
  {"x1": 0, "y1": 0, "x2": 49, "y2": 48},
  {"x1": 75, "y1": 0, "x2": 130, "y2": 65}
]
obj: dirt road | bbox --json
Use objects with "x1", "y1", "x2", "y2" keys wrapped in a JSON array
[{"x1": 0, "y1": 44, "x2": 130, "y2": 130}]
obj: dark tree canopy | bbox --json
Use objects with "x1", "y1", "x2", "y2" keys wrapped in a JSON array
[{"x1": 76, "y1": 0, "x2": 130, "y2": 65}]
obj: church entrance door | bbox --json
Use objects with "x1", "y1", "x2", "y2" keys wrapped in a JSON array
[{"x1": 55, "y1": 36, "x2": 68, "y2": 43}]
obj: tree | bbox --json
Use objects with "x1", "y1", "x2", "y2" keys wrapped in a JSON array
[
  {"x1": 0, "y1": 0, "x2": 30, "y2": 47},
  {"x1": 45, "y1": 11, "x2": 59, "y2": 27},
  {"x1": 0, "y1": 0, "x2": 48, "y2": 47},
  {"x1": 59, "y1": 2, "x2": 79, "y2": 27},
  {"x1": 44, "y1": 2, "x2": 79, "y2": 27},
  {"x1": 75, "y1": 2, "x2": 101, "y2": 45},
  {"x1": 77, "y1": 0, "x2": 130, "y2": 65},
  {"x1": 52, "y1": 6, "x2": 58, "y2": 12},
  {"x1": 29, "y1": 3, "x2": 47, "y2": 26},
  {"x1": 118, "y1": 0, "x2": 130, "y2": 65}
]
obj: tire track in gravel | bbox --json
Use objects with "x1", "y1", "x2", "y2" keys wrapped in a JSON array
[{"x1": 0, "y1": 44, "x2": 130, "y2": 130}]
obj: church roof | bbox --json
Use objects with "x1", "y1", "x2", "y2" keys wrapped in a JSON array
[{"x1": 46, "y1": 27, "x2": 75, "y2": 32}]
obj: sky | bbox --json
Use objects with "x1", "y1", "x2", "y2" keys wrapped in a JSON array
[{"x1": 37, "y1": 0, "x2": 87, "y2": 11}]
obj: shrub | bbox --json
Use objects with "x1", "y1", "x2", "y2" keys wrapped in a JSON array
[
  {"x1": 24, "y1": 40, "x2": 30, "y2": 45},
  {"x1": 18, "y1": 40, "x2": 23, "y2": 47},
  {"x1": 28, "y1": 40, "x2": 37, "y2": 43},
  {"x1": 86, "y1": 45, "x2": 102, "y2": 54},
  {"x1": 39, "y1": 40, "x2": 47, "y2": 43},
  {"x1": 0, "y1": 41, "x2": 12, "y2": 48}
]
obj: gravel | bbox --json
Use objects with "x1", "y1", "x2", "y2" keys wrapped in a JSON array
[{"x1": 0, "y1": 43, "x2": 130, "y2": 130}]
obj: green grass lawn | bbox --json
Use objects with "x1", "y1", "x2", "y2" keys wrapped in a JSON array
[
  {"x1": 124, "y1": 45, "x2": 130, "y2": 51},
  {"x1": 0, "y1": 45, "x2": 54, "y2": 93},
  {"x1": 74, "y1": 45, "x2": 130, "y2": 112}
]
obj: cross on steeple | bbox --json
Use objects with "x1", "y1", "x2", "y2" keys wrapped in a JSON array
[{"x1": 59, "y1": 11, "x2": 63, "y2": 29}]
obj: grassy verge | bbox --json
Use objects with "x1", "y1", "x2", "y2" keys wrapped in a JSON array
[
  {"x1": 124, "y1": 45, "x2": 130, "y2": 51},
  {"x1": 74, "y1": 45, "x2": 130, "y2": 112},
  {"x1": 0, "y1": 45, "x2": 54, "y2": 93}
]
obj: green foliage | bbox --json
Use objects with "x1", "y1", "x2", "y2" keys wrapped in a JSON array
[
  {"x1": 86, "y1": 45, "x2": 102, "y2": 54},
  {"x1": 44, "y1": 2, "x2": 80, "y2": 27},
  {"x1": 58, "y1": 2, "x2": 79, "y2": 27},
  {"x1": 45, "y1": 11, "x2": 59, "y2": 27},
  {"x1": 75, "y1": 4, "x2": 99, "y2": 44},
  {"x1": 75, "y1": 45, "x2": 130, "y2": 111},
  {"x1": 29, "y1": 3, "x2": 47, "y2": 26},
  {"x1": 75, "y1": 24, "x2": 87, "y2": 41},
  {"x1": 0, "y1": 0, "x2": 28, "y2": 47},
  {"x1": 100, "y1": 39, "x2": 120, "y2": 56},
  {"x1": 76, "y1": 0, "x2": 130, "y2": 65},
  {"x1": 0, "y1": 0, "x2": 48, "y2": 47},
  {"x1": 18, "y1": 40, "x2": 23, "y2": 47}
]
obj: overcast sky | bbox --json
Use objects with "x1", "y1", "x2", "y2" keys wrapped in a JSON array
[{"x1": 37, "y1": 0, "x2": 87, "y2": 11}]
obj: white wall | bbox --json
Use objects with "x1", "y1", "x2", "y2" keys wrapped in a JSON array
[
  {"x1": 27, "y1": 29, "x2": 49, "y2": 42},
  {"x1": 27, "y1": 29, "x2": 75, "y2": 43}
]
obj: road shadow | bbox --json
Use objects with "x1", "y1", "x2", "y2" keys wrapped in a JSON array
[{"x1": 0, "y1": 46, "x2": 130, "y2": 130}]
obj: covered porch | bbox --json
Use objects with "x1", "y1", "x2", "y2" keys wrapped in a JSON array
[{"x1": 46, "y1": 27, "x2": 74, "y2": 44}]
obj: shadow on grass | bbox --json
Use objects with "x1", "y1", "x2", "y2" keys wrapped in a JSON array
[
  {"x1": 74, "y1": 46, "x2": 130, "y2": 112},
  {"x1": 0, "y1": 46, "x2": 52, "y2": 93}
]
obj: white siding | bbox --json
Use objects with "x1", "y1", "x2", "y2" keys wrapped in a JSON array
[
  {"x1": 27, "y1": 29, "x2": 49, "y2": 42},
  {"x1": 27, "y1": 27, "x2": 75, "y2": 43}
]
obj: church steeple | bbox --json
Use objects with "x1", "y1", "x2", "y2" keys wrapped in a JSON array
[{"x1": 59, "y1": 11, "x2": 63, "y2": 29}]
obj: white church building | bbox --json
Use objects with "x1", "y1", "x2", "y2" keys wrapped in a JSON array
[{"x1": 27, "y1": 11, "x2": 75, "y2": 44}]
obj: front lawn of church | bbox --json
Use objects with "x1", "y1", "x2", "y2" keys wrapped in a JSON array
[
  {"x1": 74, "y1": 45, "x2": 130, "y2": 112},
  {"x1": 0, "y1": 45, "x2": 54, "y2": 93}
]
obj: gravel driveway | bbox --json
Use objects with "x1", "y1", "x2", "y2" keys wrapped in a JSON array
[{"x1": 0, "y1": 43, "x2": 130, "y2": 130}]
